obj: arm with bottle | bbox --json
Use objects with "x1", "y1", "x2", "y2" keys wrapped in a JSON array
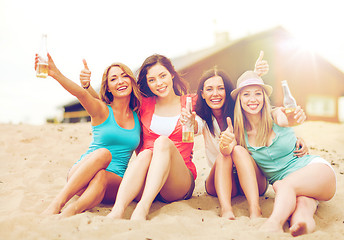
[
  {"x1": 181, "y1": 106, "x2": 198, "y2": 133},
  {"x1": 254, "y1": 53, "x2": 308, "y2": 155},
  {"x1": 181, "y1": 97, "x2": 195, "y2": 142},
  {"x1": 34, "y1": 53, "x2": 107, "y2": 121},
  {"x1": 273, "y1": 80, "x2": 306, "y2": 127}
]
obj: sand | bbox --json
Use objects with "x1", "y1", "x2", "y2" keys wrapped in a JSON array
[{"x1": 0, "y1": 121, "x2": 343, "y2": 240}]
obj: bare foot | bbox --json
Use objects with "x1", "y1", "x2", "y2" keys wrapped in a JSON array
[
  {"x1": 107, "y1": 208, "x2": 125, "y2": 220},
  {"x1": 41, "y1": 203, "x2": 62, "y2": 216},
  {"x1": 290, "y1": 222, "x2": 308, "y2": 237},
  {"x1": 290, "y1": 219, "x2": 315, "y2": 237},
  {"x1": 249, "y1": 208, "x2": 262, "y2": 219},
  {"x1": 59, "y1": 203, "x2": 80, "y2": 218},
  {"x1": 259, "y1": 219, "x2": 284, "y2": 233},
  {"x1": 221, "y1": 209, "x2": 235, "y2": 220},
  {"x1": 130, "y1": 204, "x2": 148, "y2": 221}
]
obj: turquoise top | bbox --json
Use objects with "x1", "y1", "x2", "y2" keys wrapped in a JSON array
[
  {"x1": 78, "y1": 105, "x2": 141, "y2": 178},
  {"x1": 245, "y1": 123, "x2": 317, "y2": 184}
]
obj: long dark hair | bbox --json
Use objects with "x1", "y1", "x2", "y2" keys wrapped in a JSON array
[
  {"x1": 137, "y1": 54, "x2": 188, "y2": 97},
  {"x1": 195, "y1": 67, "x2": 235, "y2": 136}
]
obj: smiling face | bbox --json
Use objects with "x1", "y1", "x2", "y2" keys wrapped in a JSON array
[
  {"x1": 146, "y1": 63, "x2": 174, "y2": 98},
  {"x1": 239, "y1": 85, "x2": 264, "y2": 115},
  {"x1": 201, "y1": 75, "x2": 226, "y2": 111},
  {"x1": 107, "y1": 66, "x2": 133, "y2": 98}
]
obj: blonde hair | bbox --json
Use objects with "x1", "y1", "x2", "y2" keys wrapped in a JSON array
[
  {"x1": 99, "y1": 63, "x2": 141, "y2": 112},
  {"x1": 234, "y1": 88, "x2": 273, "y2": 151}
]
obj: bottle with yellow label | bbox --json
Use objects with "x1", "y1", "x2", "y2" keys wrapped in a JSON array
[{"x1": 281, "y1": 80, "x2": 299, "y2": 126}]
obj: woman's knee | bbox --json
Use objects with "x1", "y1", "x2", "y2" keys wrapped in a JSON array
[
  {"x1": 272, "y1": 180, "x2": 283, "y2": 192},
  {"x1": 231, "y1": 145, "x2": 252, "y2": 165},
  {"x1": 215, "y1": 153, "x2": 232, "y2": 166},
  {"x1": 93, "y1": 148, "x2": 112, "y2": 167},
  {"x1": 153, "y1": 136, "x2": 173, "y2": 150},
  {"x1": 92, "y1": 169, "x2": 108, "y2": 187},
  {"x1": 231, "y1": 145, "x2": 247, "y2": 158},
  {"x1": 135, "y1": 149, "x2": 153, "y2": 166}
]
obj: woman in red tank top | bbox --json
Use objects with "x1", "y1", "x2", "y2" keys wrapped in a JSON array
[{"x1": 108, "y1": 54, "x2": 196, "y2": 220}]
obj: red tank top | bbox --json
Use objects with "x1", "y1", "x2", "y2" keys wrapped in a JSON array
[{"x1": 139, "y1": 95, "x2": 197, "y2": 179}]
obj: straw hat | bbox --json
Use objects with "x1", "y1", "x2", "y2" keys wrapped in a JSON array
[{"x1": 230, "y1": 71, "x2": 273, "y2": 99}]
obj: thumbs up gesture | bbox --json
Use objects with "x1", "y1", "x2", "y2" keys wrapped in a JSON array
[
  {"x1": 80, "y1": 59, "x2": 91, "y2": 89},
  {"x1": 219, "y1": 117, "x2": 237, "y2": 156},
  {"x1": 254, "y1": 51, "x2": 269, "y2": 77}
]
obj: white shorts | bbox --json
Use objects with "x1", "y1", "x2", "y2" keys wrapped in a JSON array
[
  {"x1": 307, "y1": 157, "x2": 336, "y2": 175},
  {"x1": 307, "y1": 156, "x2": 337, "y2": 200}
]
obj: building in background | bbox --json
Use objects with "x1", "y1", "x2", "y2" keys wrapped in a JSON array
[{"x1": 61, "y1": 26, "x2": 344, "y2": 123}]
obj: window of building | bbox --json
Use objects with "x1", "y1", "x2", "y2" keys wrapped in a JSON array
[
  {"x1": 338, "y1": 96, "x2": 344, "y2": 122},
  {"x1": 306, "y1": 95, "x2": 336, "y2": 117}
]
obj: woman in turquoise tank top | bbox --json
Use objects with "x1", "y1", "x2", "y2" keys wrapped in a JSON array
[
  {"x1": 231, "y1": 71, "x2": 336, "y2": 236},
  {"x1": 35, "y1": 54, "x2": 141, "y2": 217}
]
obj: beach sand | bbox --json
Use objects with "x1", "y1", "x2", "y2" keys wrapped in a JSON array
[{"x1": 0, "y1": 121, "x2": 343, "y2": 240}]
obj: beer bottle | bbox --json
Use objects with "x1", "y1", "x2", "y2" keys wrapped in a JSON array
[
  {"x1": 36, "y1": 34, "x2": 48, "y2": 78},
  {"x1": 182, "y1": 97, "x2": 194, "y2": 143},
  {"x1": 281, "y1": 80, "x2": 298, "y2": 126}
]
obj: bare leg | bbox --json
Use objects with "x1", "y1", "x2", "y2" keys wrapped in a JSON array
[
  {"x1": 205, "y1": 154, "x2": 236, "y2": 219},
  {"x1": 107, "y1": 150, "x2": 152, "y2": 219},
  {"x1": 260, "y1": 163, "x2": 336, "y2": 233},
  {"x1": 289, "y1": 196, "x2": 317, "y2": 236},
  {"x1": 60, "y1": 170, "x2": 122, "y2": 217},
  {"x1": 42, "y1": 148, "x2": 112, "y2": 215},
  {"x1": 232, "y1": 146, "x2": 262, "y2": 218},
  {"x1": 131, "y1": 136, "x2": 192, "y2": 220}
]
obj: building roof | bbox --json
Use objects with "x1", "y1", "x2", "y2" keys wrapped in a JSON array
[{"x1": 62, "y1": 26, "x2": 344, "y2": 108}]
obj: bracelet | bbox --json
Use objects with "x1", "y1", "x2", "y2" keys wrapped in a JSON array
[{"x1": 83, "y1": 82, "x2": 90, "y2": 89}]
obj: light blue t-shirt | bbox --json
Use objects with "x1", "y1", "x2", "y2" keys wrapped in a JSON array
[
  {"x1": 245, "y1": 123, "x2": 317, "y2": 184},
  {"x1": 78, "y1": 105, "x2": 140, "y2": 178}
]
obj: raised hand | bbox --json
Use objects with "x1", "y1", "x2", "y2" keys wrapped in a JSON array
[
  {"x1": 35, "y1": 53, "x2": 61, "y2": 79},
  {"x1": 80, "y1": 59, "x2": 91, "y2": 89},
  {"x1": 180, "y1": 107, "x2": 196, "y2": 128},
  {"x1": 219, "y1": 117, "x2": 237, "y2": 156},
  {"x1": 254, "y1": 51, "x2": 269, "y2": 77},
  {"x1": 280, "y1": 105, "x2": 307, "y2": 126}
]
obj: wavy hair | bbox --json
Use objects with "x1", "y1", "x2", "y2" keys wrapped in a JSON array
[
  {"x1": 137, "y1": 54, "x2": 188, "y2": 97},
  {"x1": 99, "y1": 63, "x2": 141, "y2": 112},
  {"x1": 233, "y1": 87, "x2": 273, "y2": 150},
  {"x1": 195, "y1": 67, "x2": 235, "y2": 135}
]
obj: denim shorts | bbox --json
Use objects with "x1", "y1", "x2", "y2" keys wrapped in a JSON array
[{"x1": 155, "y1": 169, "x2": 195, "y2": 203}]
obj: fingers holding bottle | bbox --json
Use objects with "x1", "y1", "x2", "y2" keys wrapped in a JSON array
[
  {"x1": 180, "y1": 107, "x2": 195, "y2": 126},
  {"x1": 35, "y1": 53, "x2": 60, "y2": 79},
  {"x1": 293, "y1": 105, "x2": 306, "y2": 124}
]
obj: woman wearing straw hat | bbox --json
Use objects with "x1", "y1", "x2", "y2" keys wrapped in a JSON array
[
  {"x1": 231, "y1": 71, "x2": 336, "y2": 236},
  {"x1": 181, "y1": 51, "x2": 308, "y2": 220}
]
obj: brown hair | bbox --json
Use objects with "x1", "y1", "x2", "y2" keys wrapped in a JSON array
[
  {"x1": 99, "y1": 63, "x2": 141, "y2": 112},
  {"x1": 137, "y1": 54, "x2": 188, "y2": 97},
  {"x1": 195, "y1": 67, "x2": 235, "y2": 135},
  {"x1": 234, "y1": 87, "x2": 273, "y2": 150}
]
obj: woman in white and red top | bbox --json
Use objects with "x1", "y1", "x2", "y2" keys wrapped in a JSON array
[{"x1": 108, "y1": 54, "x2": 196, "y2": 220}]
